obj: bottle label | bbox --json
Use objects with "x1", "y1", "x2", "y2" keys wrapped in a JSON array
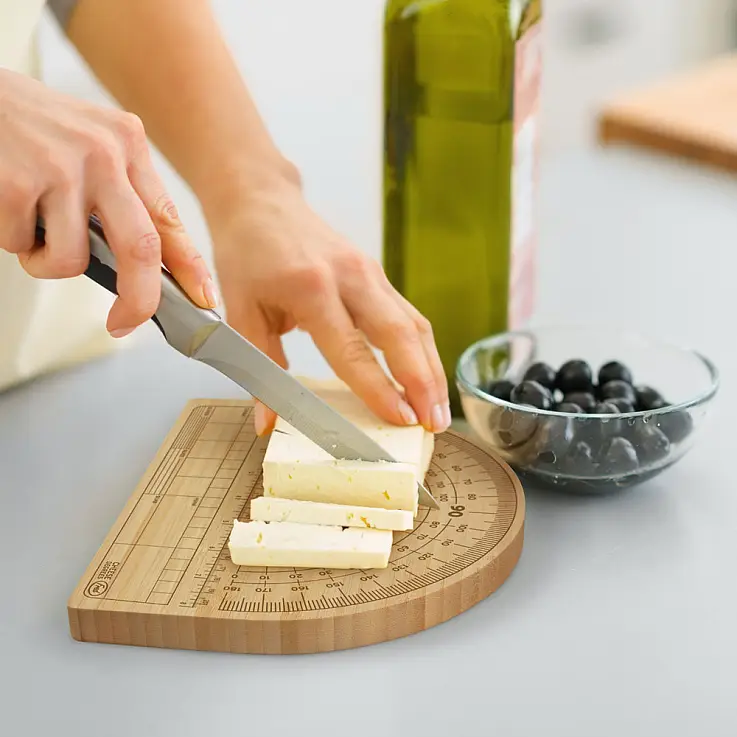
[{"x1": 509, "y1": 19, "x2": 542, "y2": 329}]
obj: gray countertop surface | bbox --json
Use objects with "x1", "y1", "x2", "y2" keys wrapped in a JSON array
[{"x1": 2, "y1": 147, "x2": 736, "y2": 737}]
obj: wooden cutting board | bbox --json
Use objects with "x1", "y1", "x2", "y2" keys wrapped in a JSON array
[
  {"x1": 67, "y1": 399, "x2": 525, "y2": 654},
  {"x1": 598, "y1": 53, "x2": 737, "y2": 173}
]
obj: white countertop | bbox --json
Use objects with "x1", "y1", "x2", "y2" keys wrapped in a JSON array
[{"x1": 2, "y1": 140, "x2": 737, "y2": 735}]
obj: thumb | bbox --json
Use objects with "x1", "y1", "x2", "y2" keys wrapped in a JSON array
[{"x1": 228, "y1": 306, "x2": 288, "y2": 437}]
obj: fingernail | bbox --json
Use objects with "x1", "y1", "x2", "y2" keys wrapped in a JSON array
[
  {"x1": 254, "y1": 403, "x2": 267, "y2": 436},
  {"x1": 398, "y1": 399, "x2": 418, "y2": 425},
  {"x1": 109, "y1": 327, "x2": 134, "y2": 339},
  {"x1": 443, "y1": 403, "x2": 452, "y2": 427},
  {"x1": 203, "y1": 278, "x2": 219, "y2": 308},
  {"x1": 431, "y1": 403, "x2": 450, "y2": 432}
]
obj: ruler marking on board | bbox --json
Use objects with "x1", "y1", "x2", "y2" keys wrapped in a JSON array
[
  {"x1": 82, "y1": 404, "x2": 257, "y2": 603},
  {"x1": 151, "y1": 426, "x2": 252, "y2": 606},
  {"x1": 176, "y1": 434, "x2": 260, "y2": 607}
]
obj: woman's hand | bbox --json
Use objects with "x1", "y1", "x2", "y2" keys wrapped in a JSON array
[
  {"x1": 206, "y1": 175, "x2": 451, "y2": 437},
  {"x1": 0, "y1": 68, "x2": 217, "y2": 336}
]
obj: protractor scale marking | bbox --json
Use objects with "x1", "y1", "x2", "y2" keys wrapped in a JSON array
[{"x1": 68, "y1": 399, "x2": 525, "y2": 654}]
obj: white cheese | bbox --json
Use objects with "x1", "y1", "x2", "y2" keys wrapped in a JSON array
[
  {"x1": 228, "y1": 520, "x2": 393, "y2": 569},
  {"x1": 261, "y1": 378, "x2": 434, "y2": 515},
  {"x1": 249, "y1": 496, "x2": 414, "y2": 531}
]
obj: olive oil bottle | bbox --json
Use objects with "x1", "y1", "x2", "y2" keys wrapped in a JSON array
[{"x1": 382, "y1": 0, "x2": 542, "y2": 415}]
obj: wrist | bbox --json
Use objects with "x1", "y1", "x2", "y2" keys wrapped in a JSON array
[{"x1": 194, "y1": 148, "x2": 302, "y2": 224}]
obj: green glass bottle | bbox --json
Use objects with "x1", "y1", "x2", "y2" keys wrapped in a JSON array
[{"x1": 382, "y1": 0, "x2": 543, "y2": 416}]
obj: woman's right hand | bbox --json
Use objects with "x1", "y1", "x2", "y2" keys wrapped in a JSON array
[{"x1": 0, "y1": 68, "x2": 217, "y2": 337}]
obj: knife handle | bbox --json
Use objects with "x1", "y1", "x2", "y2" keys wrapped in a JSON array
[{"x1": 34, "y1": 214, "x2": 222, "y2": 357}]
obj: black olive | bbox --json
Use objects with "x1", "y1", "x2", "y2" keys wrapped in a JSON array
[
  {"x1": 635, "y1": 385, "x2": 667, "y2": 411},
  {"x1": 633, "y1": 424, "x2": 671, "y2": 464},
  {"x1": 594, "y1": 401, "x2": 620, "y2": 415},
  {"x1": 485, "y1": 379, "x2": 515, "y2": 402},
  {"x1": 522, "y1": 362, "x2": 557, "y2": 391},
  {"x1": 597, "y1": 360, "x2": 633, "y2": 387},
  {"x1": 494, "y1": 406, "x2": 539, "y2": 449},
  {"x1": 598, "y1": 436, "x2": 639, "y2": 475},
  {"x1": 555, "y1": 401, "x2": 584, "y2": 414},
  {"x1": 594, "y1": 400, "x2": 621, "y2": 424},
  {"x1": 510, "y1": 380, "x2": 553, "y2": 411},
  {"x1": 534, "y1": 415, "x2": 576, "y2": 470},
  {"x1": 562, "y1": 391, "x2": 597, "y2": 413},
  {"x1": 606, "y1": 397, "x2": 636, "y2": 413},
  {"x1": 656, "y1": 411, "x2": 693, "y2": 444},
  {"x1": 555, "y1": 359, "x2": 594, "y2": 394},
  {"x1": 587, "y1": 401, "x2": 623, "y2": 445},
  {"x1": 563, "y1": 440, "x2": 597, "y2": 476},
  {"x1": 599, "y1": 380, "x2": 638, "y2": 405}
]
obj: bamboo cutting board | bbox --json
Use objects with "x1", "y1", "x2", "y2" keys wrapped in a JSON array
[
  {"x1": 598, "y1": 53, "x2": 737, "y2": 173},
  {"x1": 67, "y1": 399, "x2": 525, "y2": 654}
]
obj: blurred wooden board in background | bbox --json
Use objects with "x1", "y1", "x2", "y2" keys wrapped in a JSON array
[{"x1": 597, "y1": 53, "x2": 737, "y2": 174}]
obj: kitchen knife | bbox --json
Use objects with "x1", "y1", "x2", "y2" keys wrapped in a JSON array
[{"x1": 34, "y1": 215, "x2": 439, "y2": 510}]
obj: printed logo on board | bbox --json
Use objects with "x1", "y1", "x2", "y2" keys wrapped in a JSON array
[{"x1": 85, "y1": 581, "x2": 108, "y2": 597}]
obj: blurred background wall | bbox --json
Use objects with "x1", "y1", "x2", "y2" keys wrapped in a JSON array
[{"x1": 34, "y1": 0, "x2": 737, "y2": 268}]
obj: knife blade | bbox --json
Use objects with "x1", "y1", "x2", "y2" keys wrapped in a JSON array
[{"x1": 34, "y1": 215, "x2": 438, "y2": 509}]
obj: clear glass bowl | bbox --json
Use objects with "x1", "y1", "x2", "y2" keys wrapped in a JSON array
[{"x1": 455, "y1": 325, "x2": 719, "y2": 493}]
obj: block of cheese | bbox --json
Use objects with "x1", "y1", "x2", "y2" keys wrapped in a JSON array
[
  {"x1": 250, "y1": 496, "x2": 414, "y2": 531},
  {"x1": 261, "y1": 379, "x2": 434, "y2": 515},
  {"x1": 228, "y1": 520, "x2": 393, "y2": 569}
]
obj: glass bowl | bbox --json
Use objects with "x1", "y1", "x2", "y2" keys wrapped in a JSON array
[{"x1": 455, "y1": 325, "x2": 719, "y2": 493}]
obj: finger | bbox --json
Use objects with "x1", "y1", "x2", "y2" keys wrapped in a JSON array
[
  {"x1": 253, "y1": 401, "x2": 275, "y2": 438},
  {"x1": 0, "y1": 176, "x2": 38, "y2": 255},
  {"x1": 17, "y1": 188, "x2": 89, "y2": 279},
  {"x1": 341, "y1": 276, "x2": 450, "y2": 432},
  {"x1": 227, "y1": 304, "x2": 288, "y2": 436},
  {"x1": 128, "y1": 154, "x2": 218, "y2": 309},
  {"x1": 393, "y1": 290, "x2": 451, "y2": 419},
  {"x1": 94, "y1": 181, "x2": 163, "y2": 336},
  {"x1": 292, "y1": 280, "x2": 417, "y2": 427}
]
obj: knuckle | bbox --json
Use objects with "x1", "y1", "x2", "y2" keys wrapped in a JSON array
[
  {"x1": 115, "y1": 112, "x2": 147, "y2": 149},
  {"x1": 125, "y1": 292, "x2": 161, "y2": 323},
  {"x1": 51, "y1": 253, "x2": 89, "y2": 278},
  {"x1": 290, "y1": 263, "x2": 332, "y2": 294},
  {"x1": 339, "y1": 332, "x2": 373, "y2": 367},
  {"x1": 392, "y1": 318, "x2": 421, "y2": 345},
  {"x1": 411, "y1": 374, "x2": 437, "y2": 396},
  {"x1": 84, "y1": 131, "x2": 121, "y2": 170},
  {"x1": 134, "y1": 299, "x2": 160, "y2": 322},
  {"x1": 1, "y1": 234, "x2": 33, "y2": 255},
  {"x1": 152, "y1": 193, "x2": 183, "y2": 229},
  {"x1": 414, "y1": 313, "x2": 433, "y2": 337},
  {"x1": 45, "y1": 155, "x2": 78, "y2": 194},
  {"x1": 176, "y1": 247, "x2": 204, "y2": 272},
  {"x1": 130, "y1": 231, "x2": 161, "y2": 265},
  {"x1": 1, "y1": 175, "x2": 35, "y2": 209},
  {"x1": 336, "y1": 249, "x2": 371, "y2": 279},
  {"x1": 2, "y1": 242, "x2": 25, "y2": 256},
  {"x1": 368, "y1": 257, "x2": 388, "y2": 280}
]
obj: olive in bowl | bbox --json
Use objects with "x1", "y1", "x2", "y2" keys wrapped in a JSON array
[{"x1": 455, "y1": 326, "x2": 719, "y2": 494}]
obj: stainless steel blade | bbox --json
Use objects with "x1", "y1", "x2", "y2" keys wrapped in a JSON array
[{"x1": 192, "y1": 322, "x2": 439, "y2": 509}]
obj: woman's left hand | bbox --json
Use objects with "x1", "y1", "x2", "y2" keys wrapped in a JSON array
[{"x1": 205, "y1": 174, "x2": 451, "y2": 437}]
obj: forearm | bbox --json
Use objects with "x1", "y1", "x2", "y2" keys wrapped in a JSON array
[{"x1": 57, "y1": 0, "x2": 299, "y2": 217}]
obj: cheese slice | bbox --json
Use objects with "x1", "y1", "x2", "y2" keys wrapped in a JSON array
[
  {"x1": 261, "y1": 378, "x2": 434, "y2": 515},
  {"x1": 250, "y1": 496, "x2": 414, "y2": 531},
  {"x1": 228, "y1": 520, "x2": 393, "y2": 569}
]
